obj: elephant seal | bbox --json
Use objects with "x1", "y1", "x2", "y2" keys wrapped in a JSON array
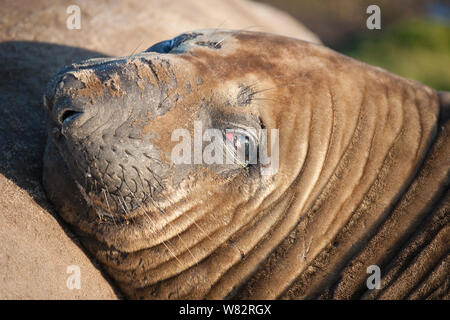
[{"x1": 43, "y1": 30, "x2": 449, "y2": 299}]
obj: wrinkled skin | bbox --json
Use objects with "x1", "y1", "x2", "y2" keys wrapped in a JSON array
[{"x1": 43, "y1": 30, "x2": 449, "y2": 299}]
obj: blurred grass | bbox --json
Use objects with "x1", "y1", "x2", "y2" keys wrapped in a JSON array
[
  {"x1": 341, "y1": 18, "x2": 450, "y2": 91},
  {"x1": 255, "y1": 0, "x2": 449, "y2": 91}
]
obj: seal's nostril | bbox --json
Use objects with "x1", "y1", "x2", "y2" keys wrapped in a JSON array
[{"x1": 59, "y1": 109, "x2": 82, "y2": 126}]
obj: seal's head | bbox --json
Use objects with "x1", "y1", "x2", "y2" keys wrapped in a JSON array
[
  {"x1": 43, "y1": 30, "x2": 308, "y2": 240},
  {"x1": 43, "y1": 29, "x2": 438, "y2": 299}
]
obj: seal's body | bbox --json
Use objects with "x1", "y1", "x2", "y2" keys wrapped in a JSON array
[{"x1": 43, "y1": 30, "x2": 449, "y2": 299}]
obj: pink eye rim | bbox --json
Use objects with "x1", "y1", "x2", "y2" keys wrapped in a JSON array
[{"x1": 223, "y1": 128, "x2": 259, "y2": 165}]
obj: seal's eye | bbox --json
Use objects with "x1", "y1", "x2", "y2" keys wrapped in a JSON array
[{"x1": 224, "y1": 129, "x2": 258, "y2": 165}]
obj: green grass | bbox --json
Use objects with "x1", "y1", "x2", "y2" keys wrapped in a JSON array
[{"x1": 341, "y1": 19, "x2": 450, "y2": 91}]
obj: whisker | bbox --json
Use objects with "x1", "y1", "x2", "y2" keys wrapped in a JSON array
[
  {"x1": 213, "y1": 25, "x2": 263, "y2": 48},
  {"x1": 160, "y1": 238, "x2": 184, "y2": 268},
  {"x1": 148, "y1": 194, "x2": 199, "y2": 266},
  {"x1": 102, "y1": 189, "x2": 119, "y2": 227},
  {"x1": 140, "y1": 204, "x2": 185, "y2": 269},
  {"x1": 252, "y1": 83, "x2": 305, "y2": 95},
  {"x1": 252, "y1": 97, "x2": 285, "y2": 104},
  {"x1": 212, "y1": 20, "x2": 228, "y2": 36},
  {"x1": 97, "y1": 170, "x2": 119, "y2": 226},
  {"x1": 128, "y1": 39, "x2": 145, "y2": 58},
  {"x1": 117, "y1": 195, "x2": 128, "y2": 215},
  {"x1": 131, "y1": 167, "x2": 197, "y2": 267},
  {"x1": 234, "y1": 25, "x2": 264, "y2": 32}
]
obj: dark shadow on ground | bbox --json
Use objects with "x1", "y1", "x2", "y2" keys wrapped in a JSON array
[
  {"x1": 0, "y1": 41, "x2": 103, "y2": 207},
  {"x1": 0, "y1": 40, "x2": 122, "y2": 297}
]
